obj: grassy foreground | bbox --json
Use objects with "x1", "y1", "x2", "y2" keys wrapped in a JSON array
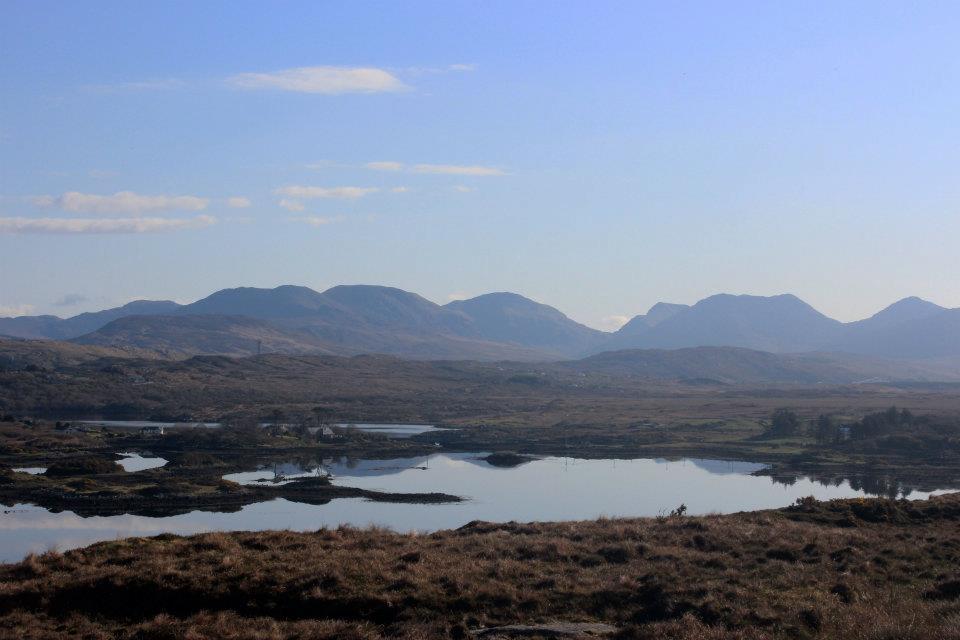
[{"x1": 2, "y1": 495, "x2": 960, "y2": 639}]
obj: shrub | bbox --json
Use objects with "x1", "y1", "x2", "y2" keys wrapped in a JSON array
[{"x1": 45, "y1": 457, "x2": 123, "y2": 476}]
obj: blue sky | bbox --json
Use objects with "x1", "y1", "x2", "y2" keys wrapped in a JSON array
[{"x1": 2, "y1": 1, "x2": 959, "y2": 329}]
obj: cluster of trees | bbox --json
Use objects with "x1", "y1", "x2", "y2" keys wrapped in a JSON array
[{"x1": 766, "y1": 407, "x2": 960, "y2": 452}]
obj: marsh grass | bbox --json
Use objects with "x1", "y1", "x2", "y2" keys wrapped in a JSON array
[{"x1": 1, "y1": 494, "x2": 959, "y2": 639}]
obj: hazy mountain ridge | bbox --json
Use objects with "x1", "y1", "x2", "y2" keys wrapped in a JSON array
[
  {"x1": 445, "y1": 292, "x2": 606, "y2": 355},
  {"x1": 0, "y1": 300, "x2": 182, "y2": 340},
  {"x1": 71, "y1": 314, "x2": 341, "y2": 358},
  {"x1": 607, "y1": 294, "x2": 844, "y2": 353},
  {"x1": 4, "y1": 337, "x2": 960, "y2": 385},
  {"x1": 571, "y1": 347, "x2": 960, "y2": 384},
  {"x1": 2, "y1": 285, "x2": 958, "y2": 362},
  {"x1": 608, "y1": 294, "x2": 960, "y2": 360}
]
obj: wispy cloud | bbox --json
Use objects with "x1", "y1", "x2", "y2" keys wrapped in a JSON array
[
  {"x1": 0, "y1": 215, "x2": 216, "y2": 234},
  {"x1": 446, "y1": 292, "x2": 469, "y2": 302},
  {"x1": 413, "y1": 164, "x2": 505, "y2": 176},
  {"x1": 452, "y1": 185, "x2": 476, "y2": 193},
  {"x1": 53, "y1": 293, "x2": 89, "y2": 307},
  {"x1": 226, "y1": 196, "x2": 251, "y2": 208},
  {"x1": 292, "y1": 215, "x2": 344, "y2": 227},
  {"x1": 228, "y1": 66, "x2": 408, "y2": 95},
  {"x1": 85, "y1": 63, "x2": 469, "y2": 97},
  {"x1": 364, "y1": 161, "x2": 506, "y2": 176},
  {"x1": 32, "y1": 191, "x2": 209, "y2": 215},
  {"x1": 391, "y1": 186, "x2": 412, "y2": 193},
  {"x1": 278, "y1": 199, "x2": 306, "y2": 212},
  {"x1": 365, "y1": 161, "x2": 404, "y2": 172},
  {"x1": 0, "y1": 304, "x2": 35, "y2": 318},
  {"x1": 274, "y1": 186, "x2": 379, "y2": 200}
]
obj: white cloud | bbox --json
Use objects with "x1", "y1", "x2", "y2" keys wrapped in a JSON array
[
  {"x1": 32, "y1": 191, "x2": 209, "y2": 215},
  {"x1": 0, "y1": 304, "x2": 35, "y2": 318},
  {"x1": 365, "y1": 161, "x2": 404, "y2": 171},
  {"x1": 228, "y1": 66, "x2": 408, "y2": 95},
  {"x1": 364, "y1": 161, "x2": 505, "y2": 176},
  {"x1": 446, "y1": 292, "x2": 469, "y2": 302},
  {"x1": 600, "y1": 315, "x2": 631, "y2": 330},
  {"x1": 448, "y1": 63, "x2": 477, "y2": 72},
  {"x1": 391, "y1": 186, "x2": 412, "y2": 193},
  {"x1": 412, "y1": 164, "x2": 505, "y2": 176},
  {"x1": 226, "y1": 196, "x2": 251, "y2": 208},
  {"x1": 452, "y1": 185, "x2": 476, "y2": 193},
  {"x1": 293, "y1": 215, "x2": 344, "y2": 227},
  {"x1": 0, "y1": 215, "x2": 216, "y2": 234},
  {"x1": 278, "y1": 199, "x2": 306, "y2": 212},
  {"x1": 274, "y1": 185, "x2": 379, "y2": 200}
]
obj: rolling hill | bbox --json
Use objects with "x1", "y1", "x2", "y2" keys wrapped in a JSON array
[
  {"x1": 445, "y1": 292, "x2": 606, "y2": 356},
  {"x1": 3, "y1": 286, "x2": 959, "y2": 362},
  {"x1": 0, "y1": 300, "x2": 181, "y2": 340},
  {"x1": 604, "y1": 294, "x2": 844, "y2": 353},
  {"x1": 569, "y1": 346, "x2": 960, "y2": 384},
  {"x1": 72, "y1": 314, "x2": 339, "y2": 358}
]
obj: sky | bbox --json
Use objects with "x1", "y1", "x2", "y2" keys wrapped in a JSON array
[{"x1": 2, "y1": 1, "x2": 960, "y2": 330}]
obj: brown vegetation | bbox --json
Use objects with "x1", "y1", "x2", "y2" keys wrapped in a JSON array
[{"x1": 1, "y1": 494, "x2": 959, "y2": 639}]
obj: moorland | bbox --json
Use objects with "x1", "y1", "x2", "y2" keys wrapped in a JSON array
[{"x1": 2, "y1": 493, "x2": 960, "y2": 639}]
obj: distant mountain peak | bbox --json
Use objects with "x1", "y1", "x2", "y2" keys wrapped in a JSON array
[
  {"x1": 4, "y1": 286, "x2": 959, "y2": 362},
  {"x1": 644, "y1": 302, "x2": 690, "y2": 326},
  {"x1": 870, "y1": 296, "x2": 943, "y2": 318},
  {"x1": 446, "y1": 291, "x2": 605, "y2": 356}
]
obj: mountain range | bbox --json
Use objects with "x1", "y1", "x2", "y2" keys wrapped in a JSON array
[{"x1": 1, "y1": 285, "x2": 958, "y2": 366}]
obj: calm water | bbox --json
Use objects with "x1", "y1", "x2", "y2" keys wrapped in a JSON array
[
  {"x1": 79, "y1": 420, "x2": 221, "y2": 429},
  {"x1": 116, "y1": 453, "x2": 168, "y2": 472},
  {"x1": 0, "y1": 453, "x2": 951, "y2": 563},
  {"x1": 77, "y1": 421, "x2": 438, "y2": 439},
  {"x1": 335, "y1": 423, "x2": 443, "y2": 438}
]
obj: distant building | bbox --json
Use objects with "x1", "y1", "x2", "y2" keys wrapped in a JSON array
[
  {"x1": 307, "y1": 425, "x2": 337, "y2": 439},
  {"x1": 140, "y1": 425, "x2": 166, "y2": 437},
  {"x1": 61, "y1": 423, "x2": 98, "y2": 433}
]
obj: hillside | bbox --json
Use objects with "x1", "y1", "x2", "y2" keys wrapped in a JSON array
[
  {"x1": 568, "y1": 346, "x2": 960, "y2": 384},
  {"x1": 72, "y1": 315, "x2": 340, "y2": 357},
  {"x1": 608, "y1": 294, "x2": 960, "y2": 360},
  {"x1": 3, "y1": 494, "x2": 960, "y2": 638},
  {"x1": 606, "y1": 294, "x2": 843, "y2": 353},
  {"x1": 4, "y1": 286, "x2": 960, "y2": 361},
  {"x1": 0, "y1": 300, "x2": 181, "y2": 340},
  {"x1": 0, "y1": 338, "x2": 171, "y2": 369},
  {"x1": 833, "y1": 305, "x2": 960, "y2": 359},
  {"x1": 70, "y1": 286, "x2": 586, "y2": 360},
  {"x1": 446, "y1": 292, "x2": 606, "y2": 357},
  {"x1": 71, "y1": 313, "x2": 553, "y2": 362}
]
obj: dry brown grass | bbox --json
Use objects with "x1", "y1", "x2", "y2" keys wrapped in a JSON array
[{"x1": 2, "y1": 494, "x2": 960, "y2": 639}]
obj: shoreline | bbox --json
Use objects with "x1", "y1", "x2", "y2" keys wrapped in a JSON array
[{"x1": 3, "y1": 493, "x2": 959, "y2": 638}]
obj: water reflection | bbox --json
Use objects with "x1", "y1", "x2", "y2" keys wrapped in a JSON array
[
  {"x1": 767, "y1": 470, "x2": 935, "y2": 500},
  {"x1": 115, "y1": 453, "x2": 168, "y2": 472},
  {"x1": 0, "y1": 453, "x2": 953, "y2": 563}
]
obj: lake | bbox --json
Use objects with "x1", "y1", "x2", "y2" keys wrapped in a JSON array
[
  {"x1": 115, "y1": 452, "x2": 168, "y2": 472},
  {"x1": 77, "y1": 421, "x2": 440, "y2": 439},
  {"x1": 0, "y1": 453, "x2": 952, "y2": 563}
]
